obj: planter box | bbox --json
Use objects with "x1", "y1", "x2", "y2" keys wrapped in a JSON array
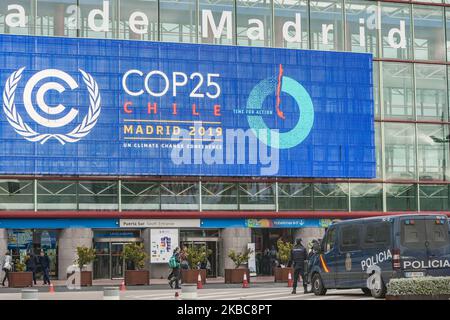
[
  {"x1": 66, "y1": 271, "x2": 93, "y2": 287},
  {"x1": 125, "y1": 270, "x2": 149, "y2": 286},
  {"x1": 274, "y1": 267, "x2": 294, "y2": 282},
  {"x1": 80, "y1": 271, "x2": 92, "y2": 286},
  {"x1": 386, "y1": 295, "x2": 450, "y2": 301},
  {"x1": 224, "y1": 269, "x2": 250, "y2": 284},
  {"x1": 9, "y1": 272, "x2": 33, "y2": 288},
  {"x1": 181, "y1": 269, "x2": 207, "y2": 284}
]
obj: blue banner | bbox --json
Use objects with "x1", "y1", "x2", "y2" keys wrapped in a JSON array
[
  {"x1": 0, "y1": 219, "x2": 118, "y2": 229},
  {"x1": 0, "y1": 35, "x2": 374, "y2": 177},
  {"x1": 200, "y1": 218, "x2": 332, "y2": 228},
  {"x1": 245, "y1": 218, "x2": 332, "y2": 228}
]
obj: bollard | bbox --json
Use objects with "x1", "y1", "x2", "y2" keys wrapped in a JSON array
[
  {"x1": 21, "y1": 289, "x2": 39, "y2": 300},
  {"x1": 103, "y1": 287, "x2": 120, "y2": 300},
  {"x1": 181, "y1": 284, "x2": 198, "y2": 300}
]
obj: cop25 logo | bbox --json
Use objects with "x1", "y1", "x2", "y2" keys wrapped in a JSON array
[
  {"x1": 246, "y1": 64, "x2": 314, "y2": 149},
  {"x1": 2, "y1": 68, "x2": 101, "y2": 144}
]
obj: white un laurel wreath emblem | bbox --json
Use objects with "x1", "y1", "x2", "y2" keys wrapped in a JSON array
[{"x1": 2, "y1": 67, "x2": 101, "y2": 144}]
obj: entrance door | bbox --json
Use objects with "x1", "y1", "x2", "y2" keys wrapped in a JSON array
[
  {"x1": 205, "y1": 241, "x2": 218, "y2": 278},
  {"x1": 111, "y1": 243, "x2": 125, "y2": 279},
  {"x1": 180, "y1": 240, "x2": 219, "y2": 278},
  {"x1": 94, "y1": 238, "x2": 142, "y2": 279}
]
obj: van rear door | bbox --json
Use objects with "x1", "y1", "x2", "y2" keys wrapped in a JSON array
[{"x1": 399, "y1": 216, "x2": 450, "y2": 277}]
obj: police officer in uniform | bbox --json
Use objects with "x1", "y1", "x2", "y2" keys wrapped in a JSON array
[{"x1": 289, "y1": 238, "x2": 308, "y2": 294}]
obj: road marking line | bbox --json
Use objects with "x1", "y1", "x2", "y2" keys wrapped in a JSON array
[
  {"x1": 271, "y1": 294, "x2": 316, "y2": 300},
  {"x1": 305, "y1": 295, "x2": 352, "y2": 300},
  {"x1": 126, "y1": 293, "x2": 176, "y2": 299},
  {"x1": 233, "y1": 291, "x2": 297, "y2": 299},
  {"x1": 127, "y1": 290, "x2": 239, "y2": 300}
]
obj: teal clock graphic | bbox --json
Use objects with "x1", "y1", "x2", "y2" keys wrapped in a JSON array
[{"x1": 246, "y1": 64, "x2": 314, "y2": 149}]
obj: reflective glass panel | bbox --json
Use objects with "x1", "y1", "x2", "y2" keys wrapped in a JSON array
[
  {"x1": 384, "y1": 122, "x2": 416, "y2": 180},
  {"x1": 382, "y1": 62, "x2": 414, "y2": 120},
  {"x1": 310, "y1": 0, "x2": 343, "y2": 51},
  {"x1": 274, "y1": 0, "x2": 308, "y2": 49},
  {"x1": 413, "y1": 5, "x2": 445, "y2": 61}
]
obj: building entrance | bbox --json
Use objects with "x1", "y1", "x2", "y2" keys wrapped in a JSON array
[
  {"x1": 252, "y1": 229, "x2": 295, "y2": 275},
  {"x1": 180, "y1": 239, "x2": 219, "y2": 278},
  {"x1": 93, "y1": 229, "x2": 142, "y2": 279},
  {"x1": 93, "y1": 240, "x2": 143, "y2": 279}
]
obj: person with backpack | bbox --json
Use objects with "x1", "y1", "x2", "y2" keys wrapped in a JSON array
[{"x1": 168, "y1": 247, "x2": 181, "y2": 289}]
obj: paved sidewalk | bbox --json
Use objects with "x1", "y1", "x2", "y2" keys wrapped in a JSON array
[
  {"x1": 0, "y1": 287, "x2": 374, "y2": 300},
  {"x1": 0, "y1": 276, "x2": 284, "y2": 293},
  {"x1": 3, "y1": 275, "x2": 274, "y2": 286}
]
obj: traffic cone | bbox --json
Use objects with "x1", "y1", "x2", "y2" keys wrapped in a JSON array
[
  {"x1": 120, "y1": 280, "x2": 126, "y2": 291},
  {"x1": 242, "y1": 273, "x2": 249, "y2": 288},
  {"x1": 49, "y1": 283, "x2": 55, "y2": 293},
  {"x1": 197, "y1": 273, "x2": 203, "y2": 289},
  {"x1": 287, "y1": 272, "x2": 293, "y2": 287}
]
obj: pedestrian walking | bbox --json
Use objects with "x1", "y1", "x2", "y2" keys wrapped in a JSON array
[
  {"x1": 1, "y1": 251, "x2": 12, "y2": 287},
  {"x1": 39, "y1": 250, "x2": 51, "y2": 285},
  {"x1": 269, "y1": 245, "x2": 277, "y2": 275},
  {"x1": 262, "y1": 249, "x2": 270, "y2": 275},
  {"x1": 289, "y1": 238, "x2": 308, "y2": 294},
  {"x1": 25, "y1": 252, "x2": 38, "y2": 285},
  {"x1": 168, "y1": 247, "x2": 181, "y2": 289}
]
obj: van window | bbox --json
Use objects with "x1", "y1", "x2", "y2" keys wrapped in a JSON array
[
  {"x1": 363, "y1": 223, "x2": 391, "y2": 248},
  {"x1": 339, "y1": 225, "x2": 361, "y2": 252},
  {"x1": 324, "y1": 228, "x2": 336, "y2": 253},
  {"x1": 401, "y1": 219, "x2": 450, "y2": 249},
  {"x1": 427, "y1": 222, "x2": 449, "y2": 246}
]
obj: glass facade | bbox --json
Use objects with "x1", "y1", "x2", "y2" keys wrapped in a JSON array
[
  {"x1": 1, "y1": 0, "x2": 450, "y2": 214},
  {"x1": 0, "y1": 179, "x2": 449, "y2": 212}
]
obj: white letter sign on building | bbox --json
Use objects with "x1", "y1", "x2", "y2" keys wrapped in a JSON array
[{"x1": 2, "y1": 3, "x2": 407, "y2": 51}]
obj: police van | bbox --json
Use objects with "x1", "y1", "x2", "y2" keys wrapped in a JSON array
[{"x1": 307, "y1": 214, "x2": 450, "y2": 298}]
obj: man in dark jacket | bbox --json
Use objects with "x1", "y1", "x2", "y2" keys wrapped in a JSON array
[
  {"x1": 25, "y1": 253, "x2": 37, "y2": 285},
  {"x1": 289, "y1": 238, "x2": 308, "y2": 294},
  {"x1": 39, "y1": 250, "x2": 51, "y2": 285}
]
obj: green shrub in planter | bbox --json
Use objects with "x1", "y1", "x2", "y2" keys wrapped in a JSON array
[
  {"x1": 14, "y1": 259, "x2": 26, "y2": 272},
  {"x1": 228, "y1": 248, "x2": 252, "y2": 269},
  {"x1": 387, "y1": 277, "x2": 450, "y2": 296},
  {"x1": 74, "y1": 246, "x2": 96, "y2": 271},
  {"x1": 276, "y1": 239, "x2": 293, "y2": 267},
  {"x1": 185, "y1": 245, "x2": 212, "y2": 269},
  {"x1": 122, "y1": 243, "x2": 149, "y2": 270}
]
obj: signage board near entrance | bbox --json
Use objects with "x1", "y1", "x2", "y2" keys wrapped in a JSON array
[
  {"x1": 248, "y1": 243, "x2": 257, "y2": 277},
  {"x1": 120, "y1": 219, "x2": 200, "y2": 228},
  {"x1": 151, "y1": 229, "x2": 179, "y2": 263},
  {"x1": 245, "y1": 219, "x2": 333, "y2": 228},
  {"x1": 200, "y1": 218, "x2": 332, "y2": 228}
]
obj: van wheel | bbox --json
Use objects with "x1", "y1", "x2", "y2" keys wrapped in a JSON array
[
  {"x1": 361, "y1": 288, "x2": 371, "y2": 296},
  {"x1": 370, "y1": 280, "x2": 387, "y2": 299},
  {"x1": 312, "y1": 274, "x2": 327, "y2": 296}
]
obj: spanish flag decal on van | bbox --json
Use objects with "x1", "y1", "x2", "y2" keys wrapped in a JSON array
[{"x1": 320, "y1": 255, "x2": 330, "y2": 273}]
